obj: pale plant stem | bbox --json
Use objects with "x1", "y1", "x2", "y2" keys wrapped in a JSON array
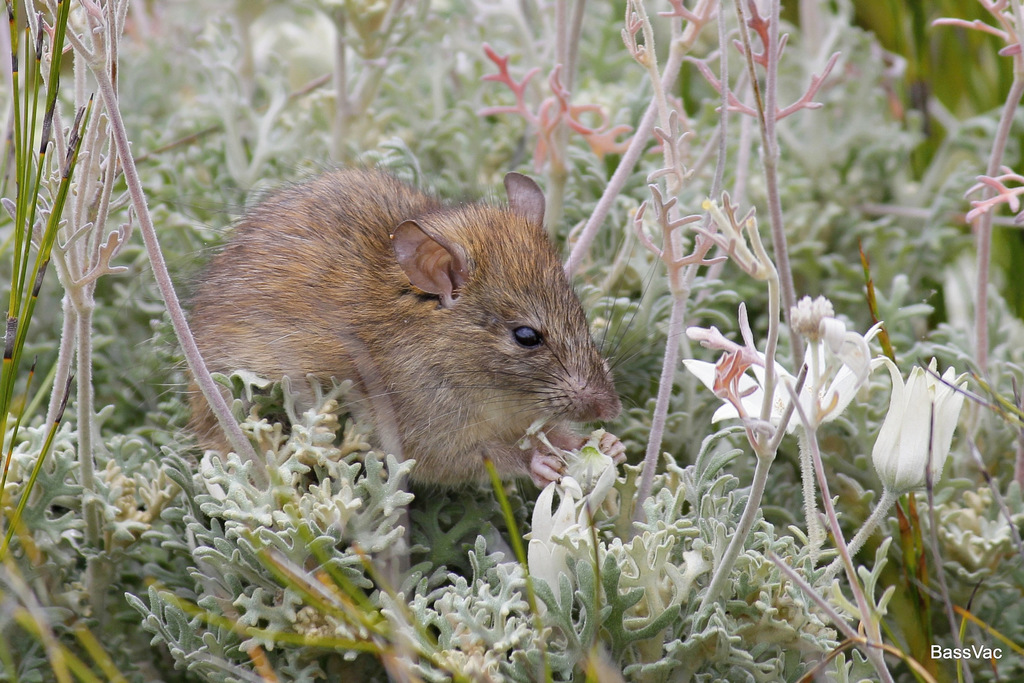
[
  {"x1": 762, "y1": 2, "x2": 800, "y2": 367},
  {"x1": 740, "y1": 199, "x2": 782, "y2": 438},
  {"x1": 689, "y1": 3, "x2": 791, "y2": 590},
  {"x1": 566, "y1": 0, "x2": 585, "y2": 86},
  {"x1": 797, "y1": 430, "x2": 825, "y2": 557},
  {"x1": 46, "y1": 295, "x2": 75, "y2": 425},
  {"x1": 821, "y1": 487, "x2": 897, "y2": 585},
  {"x1": 631, "y1": 4, "x2": 699, "y2": 516},
  {"x1": 75, "y1": 291, "x2": 113, "y2": 624},
  {"x1": 45, "y1": 1, "x2": 121, "y2": 621},
  {"x1": 758, "y1": 265, "x2": 781, "y2": 425},
  {"x1": 926, "y1": 476, "x2": 975, "y2": 683},
  {"x1": 800, "y1": 407, "x2": 893, "y2": 682},
  {"x1": 331, "y1": 9, "x2": 348, "y2": 161},
  {"x1": 634, "y1": 1, "x2": 730, "y2": 516},
  {"x1": 65, "y1": 24, "x2": 266, "y2": 483},
  {"x1": 633, "y1": 295, "x2": 687, "y2": 518},
  {"x1": 74, "y1": 294, "x2": 99, "y2": 547},
  {"x1": 42, "y1": 25, "x2": 82, "y2": 430},
  {"x1": 555, "y1": 1, "x2": 568, "y2": 77},
  {"x1": 798, "y1": 344, "x2": 824, "y2": 555},
  {"x1": 734, "y1": 0, "x2": 800, "y2": 367},
  {"x1": 563, "y1": 31, "x2": 688, "y2": 276},
  {"x1": 973, "y1": 56, "x2": 1024, "y2": 373}
]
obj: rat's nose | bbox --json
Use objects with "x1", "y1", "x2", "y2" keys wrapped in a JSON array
[
  {"x1": 592, "y1": 393, "x2": 622, "y2": 421},
  {"x1": 565, "y1": 372, "x2": 621, "y2": 422}
]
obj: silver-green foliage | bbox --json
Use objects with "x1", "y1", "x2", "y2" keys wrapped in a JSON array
[{"x1": 123, "y1": 379, "x2": 848, "y2": 681}]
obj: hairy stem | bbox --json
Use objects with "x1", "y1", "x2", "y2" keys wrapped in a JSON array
[
  {"x1": 821, "y1": 487, "x2": 897, "y2": 585},
  {"x1": 797, "y1": 428, "x2": 826, "y2": 557},
  {"x1": 46, "y1": 294, "x2": 75, "y2": 425},
  {"x1": 633, "y1": 294, "x2": 687, "y2": 518},
  {"x1": 75, "y1": 297, "x2": 99, "y2": 547}
]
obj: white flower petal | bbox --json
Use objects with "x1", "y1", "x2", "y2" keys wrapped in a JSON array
[
  {"x1": 682, "y1": 359, "x2": 717, "y2": 391},
  {"x1": 872, "y1": 358, "x2": 907, "y2": 489},
  {"x1": 530, "y1": 481, "x2": 558, "y2": 539},
  {"x1": 872, "y1": 359, "x2": 966, "y2": 494},
  {"x1": 552, "y1": 485, "x2": 577, "y2": 535}
]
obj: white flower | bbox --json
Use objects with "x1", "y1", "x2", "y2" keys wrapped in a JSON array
[
  {"x1": 683, "y1": 322, "x2": 881, "y2": 433},
  {"x1": 872, "y1": 358, "x2": 967, "y2": 494},
  {"x1": 527, "y1": 479, "x2": 578, "y2": 608},
  {"x1": 562, "y1": 429, "x2": 618, "y2": 496}
]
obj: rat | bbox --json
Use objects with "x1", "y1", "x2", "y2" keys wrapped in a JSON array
[{"x1": 188, "y1": 168, "x2": 623, "y2": 487}]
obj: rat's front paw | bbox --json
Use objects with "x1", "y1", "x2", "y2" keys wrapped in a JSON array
[
  {"x1": 599, "y1": 431, "x2": 627, "y2": 464},
  {"x1": 529, "y1": 450, "x2": 567, "y2": 488}
]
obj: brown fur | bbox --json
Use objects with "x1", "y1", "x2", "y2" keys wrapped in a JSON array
[{"x1": 189, "y1": 169, "x2": 620, "y2": 485}]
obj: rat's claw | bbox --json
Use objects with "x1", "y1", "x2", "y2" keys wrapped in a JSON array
[
  {"x1": 529, "y1": 451, "x2": 566, "y2": 487},
  {"x1": 600, "y1": 432, "x2": 627, "y2": 465}
]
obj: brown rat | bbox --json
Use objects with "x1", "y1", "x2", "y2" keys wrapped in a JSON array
[{"x1": 188, "y1": 168, "x2": 622, "y2": 486}]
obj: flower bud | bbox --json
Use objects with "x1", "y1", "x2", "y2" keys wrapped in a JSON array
[{"x1": 871, "y1": 359, "x2": 967, "y2": 494}]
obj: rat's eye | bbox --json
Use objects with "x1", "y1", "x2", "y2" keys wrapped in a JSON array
[{"x1": 512, "y1": 326, "x2": 543, "y2": 348}]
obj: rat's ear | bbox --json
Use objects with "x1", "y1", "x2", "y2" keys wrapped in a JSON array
[
  {"x1": 391, "y1": 220, "x2": 470, "y2": 308},
  {"x1": 504, "y1": 172, "x2": 545, "y2": 227}
]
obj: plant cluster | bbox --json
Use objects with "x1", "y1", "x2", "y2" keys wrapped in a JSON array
[{"x1": 1, "y1": 0, "x2": 1023, "y2": 681}]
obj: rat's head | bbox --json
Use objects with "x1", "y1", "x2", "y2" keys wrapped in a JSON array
[{"x1": 389, "y1": 173, "x2": 621, "y2": 426}]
